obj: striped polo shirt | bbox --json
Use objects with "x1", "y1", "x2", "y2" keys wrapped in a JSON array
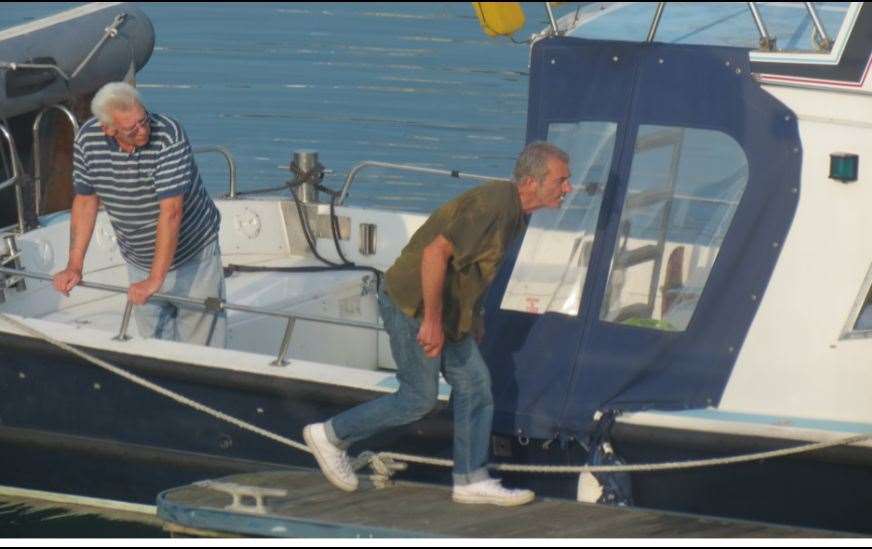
[{"x1": 72, "y1": 113, "x2": 221, "y2": 271}]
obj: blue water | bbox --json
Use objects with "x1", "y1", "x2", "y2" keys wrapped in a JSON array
[{"x1": 4, "y1": 2, "x2": 540, "y2": 213}]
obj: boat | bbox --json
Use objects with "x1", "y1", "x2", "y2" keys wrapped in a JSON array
[{"x1": 0, "y1": 1, "x2": 870, "y2": 535}]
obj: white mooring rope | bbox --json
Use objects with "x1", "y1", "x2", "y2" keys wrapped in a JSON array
[
  {"x1": 0, "y1": 313, "x2": 312, "y2": 456},
  {"x1": 3, "y1": 311, "x2": 870, "y2": 485}
]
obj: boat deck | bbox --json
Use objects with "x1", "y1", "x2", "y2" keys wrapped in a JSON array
[{"x1": 157, "y1": 470, "x2": 846, "y2": 538}]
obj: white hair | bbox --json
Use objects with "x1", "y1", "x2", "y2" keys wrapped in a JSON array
[
  {"x1": 513, "y1": 141, "x2": 570, "y2": 185},
  {"x1": 91, "y1": 82, "x2": 143, "y2": 126}
]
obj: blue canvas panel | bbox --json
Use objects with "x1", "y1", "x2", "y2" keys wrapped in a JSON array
[{"x1": 481, "y1": 36, "x2": 802, "y2": 440}]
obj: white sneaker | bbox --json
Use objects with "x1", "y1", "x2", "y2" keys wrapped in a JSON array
[
  {"x1": 303, "y1": 423, "x2": 358, "y2": 492},
  {"x1": 452, "y1": 478, "x2": 535, "y2": 506}
]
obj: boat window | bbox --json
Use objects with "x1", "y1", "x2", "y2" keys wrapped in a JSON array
[
  {"x1": 501, "y1": 121, "x2": 617, "y2": 316},
  {"x1": 600, "y1": 125, "x2": 748, "y2": 331},
  {"x1": 848, "y1": 270, "x2": 872, "y2": 336}
]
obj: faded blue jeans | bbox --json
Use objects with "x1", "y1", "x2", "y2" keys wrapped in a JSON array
[
  {"x1": 126, "y1": 238, "x2": 226, "y2": 348},
  {"x1": 327, "y1": 286, "x2": 494, "y2": 486}
]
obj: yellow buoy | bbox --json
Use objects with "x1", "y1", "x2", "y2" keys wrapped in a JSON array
[{"x1": 472, "y1": 2, "x2": 525, "y2": 37}]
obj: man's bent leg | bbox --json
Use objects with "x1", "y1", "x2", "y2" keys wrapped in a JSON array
[{"x1": 328, "y1": 287, "x2": 440, "y2": 447}]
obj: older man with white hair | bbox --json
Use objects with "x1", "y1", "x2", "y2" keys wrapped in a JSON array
[{"x1": 53, "y1": 82, "x2": 225, "y2": 347}]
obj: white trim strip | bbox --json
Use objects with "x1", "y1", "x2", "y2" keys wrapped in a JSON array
[{"x1": 619, "y1": 409, "x2": 872, "y2": 448}]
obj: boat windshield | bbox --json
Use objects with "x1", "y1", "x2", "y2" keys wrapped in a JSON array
[{"x1": 565, "y1": 2, "x2": 851, "y2": 52}]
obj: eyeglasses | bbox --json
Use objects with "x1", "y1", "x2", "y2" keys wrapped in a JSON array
[{"x1": 116, "y1": 112, "x2": 150, "y2": 138}]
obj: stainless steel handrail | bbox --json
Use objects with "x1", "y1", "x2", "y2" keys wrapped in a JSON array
[
  {"x1": 646, "y1": 2, "x2": 667, "y2": 42},
  {"x1": 0, "y1": 266, "x2": 381, "y2": 365},
  {"x1": 747, "y1": 2, "x2": 776, "y2": 50},
  {"x1": 0, "y1": 62, "x2": 70, "y2": 81},
  {"x1": 338, "y1": 160, "x2": 511, "y2": 205},
  {"x1": 193, "y1": 146, "x2": 238, "y2": 198},
  {"x1": 32, "y1": 105, "x2": 80, "y2": 217},
  {"x1": 0, "y1": 124, "x2": 25, "y2": 234},
  {"x1": 544, "y1": 2, "x2": 560, "y2": 35},
  {"x1": 804, "y1": 1, "x2": 833, "y2": 51}
]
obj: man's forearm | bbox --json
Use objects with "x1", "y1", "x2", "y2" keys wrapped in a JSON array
[
  {"x1": 421, "y1": 241, "x2": 450, "y2": 324},
  {"x1": 67, "y1": 195, "x2": 99, "y2": 271},
  {"x1": 149, "y1": 203, "x2": 182, "y2": 284}
]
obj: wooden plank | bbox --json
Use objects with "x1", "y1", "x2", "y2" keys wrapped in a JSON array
[{"x1": 158, "y1": 470, "x2": 847, "y2": 538}]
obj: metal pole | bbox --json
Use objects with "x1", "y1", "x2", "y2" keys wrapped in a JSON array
[
  {"x1": 271, "y1": 317, "x2": 296, "y2": 366},
  {"x1": 646, "y1": 2, "x2": 667, "y2": 43},
  {"x1": 804, "y1": 2, "x2": 833, "y2": 51},
  {"x1": 2, "y1": 235, "x2": 25, "y2": 291},
  {"x1": 0, "y1": 62, "x2": 70, "y2": 81},
  {"x1": 70, "y1": 14, "x2": 127, "y2": 80},
  {"x1": 32, "y1": 105, "x2": 80, "y2": 217},
  {"x1": 114, "y1": 300, "x2": 134, "y2": 341},
  {"x1": 0, "y1": 125, "x2": 23, "y2": 234},
  {"x1": 544, "y1": 2, "x2": 560, "y2": 35},
  {"x1": 339, "y1": 161, "x2": 511, "y2": 205},
  {"x1": 0, "y1": 266, "x2": 381, "y2": 330},
  {"x1": 0, "y1": 125, "x2": 26, "y2": 235},
  {"x1": 747, "y1": 2, "x2": 776, "y2": 51},
  {"x1": 0, "y1": 266, "x2": 204, "y2": 308},
  {"x1": 193, "y1": 146, "x2": 237, "y2": 199}
]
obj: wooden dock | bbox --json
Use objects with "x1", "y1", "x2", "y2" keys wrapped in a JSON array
[{"x1": 156, "y1": 469, "x2": 848, "y2": 538}]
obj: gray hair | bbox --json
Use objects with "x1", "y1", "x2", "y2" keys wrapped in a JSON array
[
  {"x1": 513, "y1": 141, "x2": 570, "y2": 184},
  {"x1": 91, "y1": 82, "x2": 143, "y2": 126}
]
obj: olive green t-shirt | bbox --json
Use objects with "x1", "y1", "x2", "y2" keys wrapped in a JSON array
[{"x1": 385, "y1": 180, "x2": 526, "y2": 341}]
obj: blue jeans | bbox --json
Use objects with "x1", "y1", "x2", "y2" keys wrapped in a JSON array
[
  {"x1": 327, "y1": 286, "x2": 494, "y2": 486},
  {"x1": 126, "y1": 239, "x2": 226, "y2": 348}
]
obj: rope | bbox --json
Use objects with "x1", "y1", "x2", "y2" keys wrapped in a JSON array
[
  {"x1": 365, "y1": 429, "x2": 872, "y2": 478},
  {"x1": 0, "y1": 312, "x2": 311, "y2": 456},
  {"x1": 70, "y1": 14, "x2": 128, "y2": 80},
  {"x1": 2, "y1": 311, "x2": 870, "y2": 484}
]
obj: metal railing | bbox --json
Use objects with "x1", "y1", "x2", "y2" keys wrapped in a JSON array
[
  {"x1": 193, "y1": 146, "x2": 238, "y2": 198},
  {"x1": 0, "y1": 124, "x2": 25, "y2": 234},
  {"x1": 646, "y1": 3, "x2": 667, "y2": 43},
  {"x1": 0, "y1": 266, "x2": 381, "y2": 367},
  {"x1": 804, "y1": 1, "x2": 833, "y2": 51},
  {"x1": 635, "y1": 2, "x2": 835, "y2": 53},
  {"x1": 338, "y1": 161, "x2": 511, "y2": 206},
  {"x1": 32, "y1": 105, "x2": 80, "y2": 217},
  {"x1": 747, "y1": 2, "x2": 776, "y2": 51}
]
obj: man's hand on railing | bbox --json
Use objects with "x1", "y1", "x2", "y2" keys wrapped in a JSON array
[
  {"x1": 128, "y1": 277, "x2": 163, "y2": 306},
  {"x1": 52, "y1": 267, "x2": 83, "y2": 297}
]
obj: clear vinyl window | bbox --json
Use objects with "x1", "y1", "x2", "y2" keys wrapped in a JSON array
[
  {"x1": 600, "y1": 125, "x2": 749, "y2": 331},
  {"x1": 847, "y1": 266, "x2": 872, "y2": 337},
  {"x1": 501, "y1": 121, "x2": 618, "y2": 316}
]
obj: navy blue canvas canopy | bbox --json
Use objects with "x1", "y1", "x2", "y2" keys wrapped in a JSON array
[{"x1": 481, "y1": 37, "x2": 802, "y2": 440}]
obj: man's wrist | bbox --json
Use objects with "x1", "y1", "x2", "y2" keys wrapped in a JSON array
[
  {"x1": 146, "y1": 274, "x2": 166, "y2": 289},
  {"x1": 423, "y1": 313, "x2": 443, "y2": 325}
]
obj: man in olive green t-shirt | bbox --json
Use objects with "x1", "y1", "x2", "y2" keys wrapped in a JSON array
[{"x1": 305, "y1": 142, "x2": 572, "y2": 505}]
